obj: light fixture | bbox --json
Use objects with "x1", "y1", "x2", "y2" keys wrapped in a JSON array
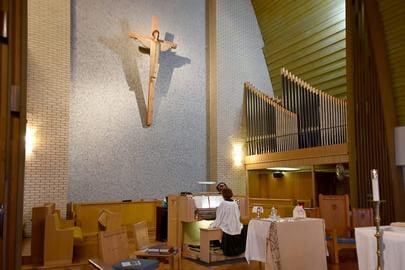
[
  {"x1": 267, "y1": 167, "x2": 300, "y2": 171},
  {"x1": 25, "y1": 126, "x2": 36, "y2": 156},
  {"x1": 197, "y1": 181, "x2": 216, "y2": 192},
  {"x1": 0, "y1": 11, "x2": 7, "y2": 43},
  {"x1": 232, "y1": 143, "x2": 244, "y2": 167},
  {"x1": 395, "y1": 126, "x2": 405, "y2": 166},
  {"x1": 272, "y1": 171, "x2": 284, "y2": 179}
]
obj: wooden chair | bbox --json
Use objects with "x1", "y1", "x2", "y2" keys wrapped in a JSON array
[
  {"x1": 97, "y1": 209, "x2": 122, "y2": 231},
  {"x1": 133, "y1": 221, "x2": 181, "y2": 270},
  {"x1": 90, "y1": 227, "x2": 159, "y2": 270},
  {"x1": 352, "y1": 208, "x2": 373, "y2": 228},
  {"x1": 98, "y1": 227, "x2": 130, "y2": 265},
  {"x1": 304, "y1": 207, "x2": 320, "y2": 218},
  {"x1": 319, "y1": 194, "x2": 353, "y2": 264}
]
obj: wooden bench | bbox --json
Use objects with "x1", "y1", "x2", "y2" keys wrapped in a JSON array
[
  {"x1": 199, "y1": 228, "x2": 223, "y2": 263},
  {"x1": 44, "y1": 212, "x2": 84, "y2": 266},
  {"x1": 69, "y1": 200, "x2": 161, "y2": 261}
]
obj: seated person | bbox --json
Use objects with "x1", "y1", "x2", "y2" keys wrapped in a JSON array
[
  {"x1": 216, "y1": 182, "x2": 228, "y2": 193},
  {"x1": 209, "y1": 188, "x2": 247, "y2": 256}
]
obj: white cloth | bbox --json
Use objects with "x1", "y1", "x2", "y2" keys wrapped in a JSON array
[
  {"x1": 356, "y1": 226, "x2": 405, "y2": 270},
  {"x1": 245, "y1": 219, "x2": 271, "y2": 262},
  {"x1": 209, "y1": 200, "x2": 242, "y2": 235},
  {"x1": 245, "y1": 218, "x2": 327, "y2": 270}
]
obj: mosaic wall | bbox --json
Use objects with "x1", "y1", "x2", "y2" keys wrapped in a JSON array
[{"x1": 69, "y1": 0, "x2": 207, "y2": 201}]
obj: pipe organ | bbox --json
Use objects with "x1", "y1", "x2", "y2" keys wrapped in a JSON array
[
  {"x1": 245, "y1": 68, "x2": 347, "y2": 155},
  {"x1": 245, "y1": 82, "x2": 299, "y2": 155}
]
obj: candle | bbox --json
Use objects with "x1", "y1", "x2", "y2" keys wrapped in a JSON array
[{"x1": 371, "y1": 169, "x2": 380, "y2": 201}]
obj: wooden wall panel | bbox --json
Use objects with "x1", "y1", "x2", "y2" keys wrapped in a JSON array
[
  {"x1": 378, "y1": 0, "x2": 405, "y2": 125},
  {"x1": 248, "y1": 170, "x2": 313, "y2": 200},
  {"x1": 347, "y1": 0, "x2": 405, "y2": 223},
  {"x1": 251, "y1": 0, "x2": 346, "y2": 98}
]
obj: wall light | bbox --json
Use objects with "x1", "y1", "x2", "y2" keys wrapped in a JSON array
[
  {"x1": 26, "y1": 127, "x2": 36, "y2": 156},
  {"x1": 395, "y1": 126, "x2": 405, "y2": 166},
  {"x1": 232, "y1": 143, "x2": 244, "y2": 167}
]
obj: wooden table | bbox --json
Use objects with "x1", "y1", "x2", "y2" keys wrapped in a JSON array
[
  {"x1": 89, "y1": 258, "x2": 161, "y2": 270},
  {"x1": 134, "y1": 249, "x2": 181, "y2": 270},
  {"x1": 88, "y1": 258, "x2": 114, "y2": 270}
]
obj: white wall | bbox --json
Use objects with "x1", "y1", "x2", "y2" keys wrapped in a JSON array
[{"x1": 216, "y1": 0, "x2": 273, "y2": 194}]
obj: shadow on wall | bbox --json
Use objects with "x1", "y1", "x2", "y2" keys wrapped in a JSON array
[
  {"x1": 98, "y1": 20, "x2": 190, "y2": 128},
  {"x1": 154, "y1": 32, "x2": 191, "y2": 119}
]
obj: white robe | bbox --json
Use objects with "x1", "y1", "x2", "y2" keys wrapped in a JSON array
[{"x1": 209, "y1": 200, "x2": 242, "y2": 235}]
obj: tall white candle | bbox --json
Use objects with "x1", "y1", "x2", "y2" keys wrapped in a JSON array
[{"x1": 371, "y1": 169, "x2": 380, "y2": 201}]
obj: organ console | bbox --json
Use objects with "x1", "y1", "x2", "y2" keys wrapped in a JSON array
[{"x1": 167, "y1": 193, "x2": 248, "y2": 261}]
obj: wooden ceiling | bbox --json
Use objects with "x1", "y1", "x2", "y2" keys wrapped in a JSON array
[{"x1": 251, "y1": 0, "x2": 405, "y2": 125}]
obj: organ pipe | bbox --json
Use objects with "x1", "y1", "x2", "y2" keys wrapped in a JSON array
[{"x1": 244, "y1": 68, "x2": 347, "y2": 156}]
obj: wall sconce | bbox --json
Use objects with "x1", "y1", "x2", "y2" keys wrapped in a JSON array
[
  {"x1": 26, "y1": 127, "x2": 36, "y2": 156},
  {"x1": 232, "y1": 143, "x2": 244, "y2": 167},
  {"x1": 395, "y1": 126, "x2": 405, "y2": 188},
  {"x1": 395, "y1": 126, "x2": 405, "y2": 166},
  {"x1": 0, "y1": 10, "x2": 7, "y2": 43}
]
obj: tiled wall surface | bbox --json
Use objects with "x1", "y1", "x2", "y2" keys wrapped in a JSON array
[
  {"x1": 24, "y1": 0, "x2": 71, "y2": 236},
  {"x1": 216, "y1": 0, "x2": 272, "y2": 195}
]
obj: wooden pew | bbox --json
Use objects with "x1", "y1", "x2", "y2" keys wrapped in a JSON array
[
  {"x1": 70, "y1": 200, "x2": 160, "y2": 239},
  {"x1": 31, "y1": 203, "x2": 56, "y2": 265},
  {"x1": 69, "y1": 200, "x2": 161, "y2": 261},
  {"x1": 43, "y1": 212, "x2": 75, "y2": 266}
]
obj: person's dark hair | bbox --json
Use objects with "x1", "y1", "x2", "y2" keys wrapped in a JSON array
[
  {"x1": 216, "y1": 182, "x2": 228, "y2": 192},
  {"x1": 221, "y1": 188, "x2": 233, "y2": 201}
]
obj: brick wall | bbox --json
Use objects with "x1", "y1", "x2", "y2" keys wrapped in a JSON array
[
  {"x1": 23, "y1": 0, "x2": 70, "y2": 237},
  {"x1": 216, "y1": 0, "x2": 273, "y2": 195}
]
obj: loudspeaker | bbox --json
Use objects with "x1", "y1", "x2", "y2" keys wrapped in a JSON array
[{"x1": 273, "y1": 172, "x2": 284, "y2": 178}]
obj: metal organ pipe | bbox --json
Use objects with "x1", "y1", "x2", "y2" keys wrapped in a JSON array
[
  {"x1": 244, "y1": 82, "x2": 298, "y2": 155},
  {"x1": 244, "y1": 69, "x2": 347, "y2": 156}
]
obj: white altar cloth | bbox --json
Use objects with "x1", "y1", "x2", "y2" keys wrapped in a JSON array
[
  {"x1": 245, "y1": 218, "x2": 327, "y2": 270},
  {"x1": 356, "y1": 226, "x2": 405, "y2": 270}
]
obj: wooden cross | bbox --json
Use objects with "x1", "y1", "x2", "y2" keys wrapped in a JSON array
[{"x1": 128, "y1": 16, "x2": 177, "y2": 126}]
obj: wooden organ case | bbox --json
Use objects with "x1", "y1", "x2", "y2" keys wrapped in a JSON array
[{"x1": 167, "y1": 193, "x2": 248, "y2": 261}]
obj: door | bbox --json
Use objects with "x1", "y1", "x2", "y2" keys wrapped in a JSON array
[{"x1": 0, "y1": 0, "x2": 26, "y2": 269}]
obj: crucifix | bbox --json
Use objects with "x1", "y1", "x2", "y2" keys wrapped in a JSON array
[{"x1": 128, "y1": 16, "x2": 177, "y2": 126}]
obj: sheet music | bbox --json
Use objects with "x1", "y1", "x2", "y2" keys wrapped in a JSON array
[
  {"x1": 193, "y1": 195, "x2": 210, "y2": 208},
  {"x1": 208, "y1": 195, "x2": 224, "y2": 208}
]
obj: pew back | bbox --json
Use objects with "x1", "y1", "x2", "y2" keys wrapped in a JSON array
[{"x1": 70, "y1": 200, "x2": 161, "y2": 238}]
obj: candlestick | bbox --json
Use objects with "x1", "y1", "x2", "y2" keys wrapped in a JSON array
[
  {"x1": 371, "y1": 169, "x2": 380, "y2": 201},
  {"x1": 373, "y1": 200, "x2": 383, "y2": 270}
]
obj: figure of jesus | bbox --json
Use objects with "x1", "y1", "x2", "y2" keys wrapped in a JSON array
[{"x1": 128, "y1": 16, "x2": 177, "y2": 126}]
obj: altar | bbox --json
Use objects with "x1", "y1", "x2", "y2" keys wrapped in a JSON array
[
  {"x1": 245, "y1": 218, "x2": 327, "y2": 270},
  {"x1": 355, "y1": 225, "x2": 405, "y2": 270}
]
